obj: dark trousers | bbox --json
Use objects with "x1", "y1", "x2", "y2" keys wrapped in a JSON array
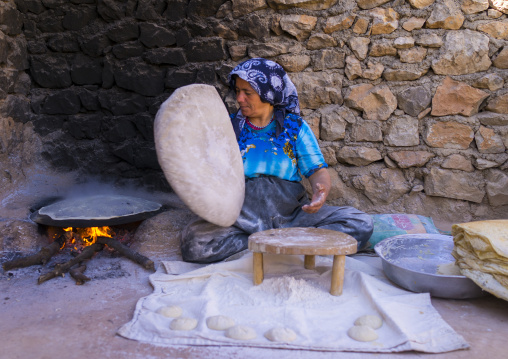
[{"x1": 180, "y1": 177, "x2": 373, "y2": 263}]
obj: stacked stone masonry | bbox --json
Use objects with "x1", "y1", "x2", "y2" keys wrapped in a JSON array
[{"x1": 1, "y1": 0, "x2": 508, "y2": 222}]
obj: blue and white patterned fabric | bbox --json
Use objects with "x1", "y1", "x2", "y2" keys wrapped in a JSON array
[
  {"x1": 228, "y1": 58, "x2": 300, "y2": 138},
  {"x1": 228, "y1": 57, "x2": 300, "y2": 115},
  {"x1": 231, "y1": 112, "x2": 327, "y2": 182}
]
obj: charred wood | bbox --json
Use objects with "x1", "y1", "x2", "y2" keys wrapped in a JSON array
[
  {"x1": 96, "y1": 236, "x2": 154, "y2": 271},
  {"x1": 38, "y1": 243, "x2": 103, "y2": 284},
  {"x1": 2, "y1": 235, "x2": 65, "y2": 271},
  {"x1": 69, "y1": 264, "x2": 90, "y2": 285}
]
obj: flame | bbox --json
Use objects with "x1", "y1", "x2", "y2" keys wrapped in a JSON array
[
  {"x1": 59, "y1": 226, "x2": 114, "y2": 251},
  {"x1": 77, "y1": 226, "x2": 113, "y2": 245}
]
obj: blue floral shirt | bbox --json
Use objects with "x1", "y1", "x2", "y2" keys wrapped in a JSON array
[{"x1": 232, "y1": 113, "x2": 327, "y2": 182}]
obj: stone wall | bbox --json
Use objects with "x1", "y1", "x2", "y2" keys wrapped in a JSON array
[{"x1": 1, "y1": 0, "x2": 508, "y2": 223}]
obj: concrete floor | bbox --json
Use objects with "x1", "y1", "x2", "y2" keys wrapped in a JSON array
[{"x1": 1, "y1": 250, "x2": 507, "y2": 359}]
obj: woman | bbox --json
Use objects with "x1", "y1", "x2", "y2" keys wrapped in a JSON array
[{"x1": 181, "y1": 58, "x2": 373, "y2": 263}]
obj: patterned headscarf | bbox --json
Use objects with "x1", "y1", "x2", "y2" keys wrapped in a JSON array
[{"x1": 228, "y1": 58, "x2": 300, "y2": 138}]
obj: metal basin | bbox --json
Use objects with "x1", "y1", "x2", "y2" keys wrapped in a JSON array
[{"x1": 374, "y1": 234, "x2": 485, "y2": 299}]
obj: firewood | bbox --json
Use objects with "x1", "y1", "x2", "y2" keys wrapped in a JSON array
[
  {"x1": 96, "y1": 236, "x2": 155, "y2": 271},
  {"x1": 2, "y1": 235, "x2": 65, "y2": 271},
  {"x1": 69, "y1": 264, "x2": 90, "y2": 285},
  {"x1": 38, "y1": 243, "x2": 103, "y2": 284}
]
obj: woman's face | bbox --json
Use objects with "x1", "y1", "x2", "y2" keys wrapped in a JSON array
[{"x1": 234, "y1": 77, "x2": 272, "y2": 119}]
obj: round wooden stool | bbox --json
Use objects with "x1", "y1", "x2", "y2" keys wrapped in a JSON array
[{"x1": 248, "y1": 227, "x2": 358, "y2": 296}]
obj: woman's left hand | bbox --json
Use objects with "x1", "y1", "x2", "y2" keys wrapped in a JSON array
[{"x1": 302, "y1": 168, "x2": 331, "y2": 214}]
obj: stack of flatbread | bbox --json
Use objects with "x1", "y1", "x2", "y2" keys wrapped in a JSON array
[{"x1": 452, "y1": 220, "x2": 508, "y2": 301}]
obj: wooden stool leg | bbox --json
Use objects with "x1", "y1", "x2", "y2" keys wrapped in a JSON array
[
  {"x1": 253, "y1": 252, "x2": 264, "y2": 285},
  {"x1": 330, "y1": 255, "x2": 346, "y2": 296},
  {"x1": 304, "y1": 255, "x2": 315, "y2": 269}
]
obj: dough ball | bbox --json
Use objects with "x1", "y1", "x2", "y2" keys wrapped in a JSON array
[
  {"x1": 437, "y1": 262, "x2": 462, "y2": 276},
  {"x1": 206, "y1": 315, "x2": 236, "y2": 331},
  {"x1": 264, "y1": 327, "x2": 297, "y2": 343},
  {"x1": 156, "y1": 305, "x2": 183, "y2": 318},
  {"x1": 225, "y1": 325, "x2": 257, "y2": 340},
  {"x1": 353, "y1": 315, "x2": 383, "y2": 329},
  {"x1": 347, "y1": 325, "x2": 378, "y2": 342},
  {"x1": 170, "y1": 317, "x2": 198, "y2": 331}
]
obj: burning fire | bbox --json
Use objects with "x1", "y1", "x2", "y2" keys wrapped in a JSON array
[
  {"x1": 64, "y1": 226, "x2": 113, "y2": 244},
  {"x1": 60, "y1": 226, "x2": 114, "y2": 251},
  {"x1": 47, "y1": 224, "x2": 134, "y2": 254}
]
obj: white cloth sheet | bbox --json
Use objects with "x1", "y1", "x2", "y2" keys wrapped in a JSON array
[{"x1": 118, "y1": 253, "x2": 468, "y2": 353}]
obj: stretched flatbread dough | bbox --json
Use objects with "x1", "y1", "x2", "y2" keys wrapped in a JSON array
[
  {"x1": 31, "y1": 195, "x2": 162, "y2": 227},
  {"x1": 452, "y1": 220, "x2": 508, "y2": 301},
  {"x1": 453, "y1": 220, "x2": 508, "y2": 258},
  {"x1": 154, "y1": 84, "x2": 245, "y2": 227}
]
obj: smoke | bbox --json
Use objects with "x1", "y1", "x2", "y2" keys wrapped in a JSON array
[
  {"x1": 44, "y1": 176, "x2": 184, "y2": 210},
  {"x1": 1, "y1": 170, "x2": 183, "y2": 221}
]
